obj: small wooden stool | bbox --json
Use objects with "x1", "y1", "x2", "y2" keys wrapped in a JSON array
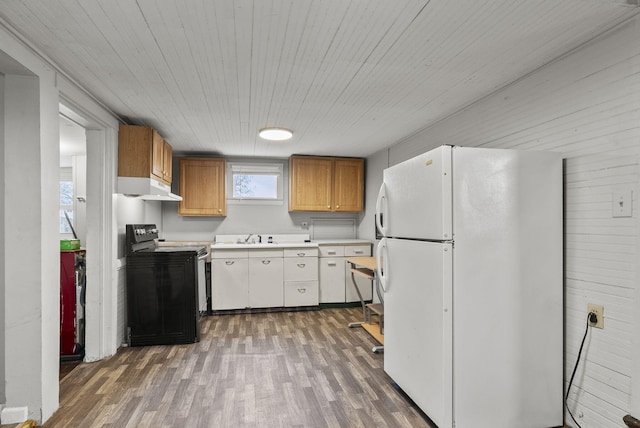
[{"x1": 365, "y1": 303, "x2": 384, "y2": 334}]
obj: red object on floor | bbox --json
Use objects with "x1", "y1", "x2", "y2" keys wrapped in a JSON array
[{"x1": 60, "y1": 249, "x2": 85, "y2": 356}]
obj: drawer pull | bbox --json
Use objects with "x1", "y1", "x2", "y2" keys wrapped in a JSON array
[
  {"x1": 262, "y1": 260, "x2": 271, "y2": 265},
  {"x1": 297, "y1": 252, "x2": 306, "y2": 257},
  {"x1": 225, "y1": 260, "x2": 234, "y2": 265},
  {"x1": 328, "y1": 251, "x2": 336, "y2": 255},
  {"x1": 327, "y1": 262, "x2": 337, "y2": 266},
  {"x1": 297, "y1": 263, "x2": 306, "y2": 268},
  {"x1": 354, "y1": 250, "x2": 363, "y2": 254},
  {"x1": 297, "y1": 288, "x2": 307, "y2": 293}
]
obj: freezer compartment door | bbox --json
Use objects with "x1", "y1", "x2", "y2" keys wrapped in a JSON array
[
  {"x1": 380, "y1": 145, "x2": 452, "y2": 240},
  {"x1": 384, "y1": 238, "x2": 453, "y2": 428}
]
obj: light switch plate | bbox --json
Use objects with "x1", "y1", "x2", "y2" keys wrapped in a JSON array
[{"x1": 612, "y1": 190, "x2": 632, "y2": 218}]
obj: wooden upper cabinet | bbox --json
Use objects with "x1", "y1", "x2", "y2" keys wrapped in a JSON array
[
  {"x1": 178, "y1": 158, "x2": 226, "y2": 216},
  {"x1": 333, "y1": 158, "x2": 364, "y2": 212},
  {"x1": 289, "y1": 155, "x2": 364, "y2": 212},
  {"x1": 151, "y1": 129, "x2": 164, "y2": 181},
  {"x1": 289, "y1": 156, "x2": 333, "y2": 211},
  {"x1": 162, "y1": 142, "x2": 173, "y2": 184},
  {"x1": 118, "y1": 124, "x2": 173, "y2": 185}
]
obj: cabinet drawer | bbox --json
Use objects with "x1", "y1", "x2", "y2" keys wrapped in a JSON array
[
  {"x1": 284, "y1": 281, "x2": 319, "y2": 307},
  {"x1": 284, "y1": 257, "x2": 318, "y2": 281},
  {"x1": 283, "y1": 248, "x2": 318, "y2": 258},
  {"x1": 248, "y1": 249, "x2": 284, "y2": 258},
  {"x1": 319, "y1": 246, "x2": 345, "y2": 257},
  {"x1": 211, "y1": 249, "x2": 248, "y2": 259},
  {"x1": 344, "y1": 245, "x2": 371, "y2": 257}
]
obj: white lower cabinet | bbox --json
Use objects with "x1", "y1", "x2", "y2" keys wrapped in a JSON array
[
  {"x1": 212, "y1": 250, "x2": 249, "y2": 310},
  {"x1": 284, "y1": 247, "x2": 319, "y2": 307},
  {"x1": 249, "y1": 249, "x2": 284, "y2": 308},
  {"x1": 319, "y1": 243, "x2": 372, "y2": 303},
  {"x1": 319, "y1": 246, "x2": 346, "y2": 303},
  {"x1": 212, "y1": 246, "x2": 318, "y2": 310}
]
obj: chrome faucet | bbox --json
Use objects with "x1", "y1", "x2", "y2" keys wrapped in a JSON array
[{"x1": 243, "y1": 234, "x2": 262, "y2": 244}]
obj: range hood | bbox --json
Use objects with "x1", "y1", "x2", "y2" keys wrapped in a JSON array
[{"x1": 118, "y1": 176, "x2": 183, "y2": 201}]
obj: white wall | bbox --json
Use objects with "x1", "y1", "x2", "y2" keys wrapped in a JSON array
[
  {"x1": 162, "y1": 157, "x2": 361, "y2": 241},
  {"x1": 363, "y1": 16, "x2": 640, "y2": 428},
  {"x1": 0, "y1": 73, "x2": 5, "y2": 408},
  {"x1": 72, "y1": 155, "x2": 87, "y2": 245},
  {"x1": 0, "y1": 18, "x2": 121, "y2": 423},
  {"x1": 2, "y1": 72, "x2": 60, "y2": 423}
]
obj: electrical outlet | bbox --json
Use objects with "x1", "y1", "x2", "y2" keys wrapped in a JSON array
[{"x1": 587, "y1": 304, "x2": 604, "y2": 329}]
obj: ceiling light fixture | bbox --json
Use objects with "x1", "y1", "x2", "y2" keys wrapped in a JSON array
[{"x1": 258, "y1": 127, "x2": 293, "y2": 141}]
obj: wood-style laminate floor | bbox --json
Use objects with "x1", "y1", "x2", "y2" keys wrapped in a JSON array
[{"x1": 33, "y1": 308, "x2": 433, "y2": 427}]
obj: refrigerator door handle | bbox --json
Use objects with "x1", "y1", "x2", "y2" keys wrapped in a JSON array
[
  {"x1": 376, "y1": 238, "x2": 387, "y2": 292},
  {"x1": 375, "y1": 182, "x2": 387, "y2": 237}
]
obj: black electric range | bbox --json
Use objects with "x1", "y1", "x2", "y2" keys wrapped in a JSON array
[{"x1": 125, "y1": 224, "x2": 206, "y2": 346}]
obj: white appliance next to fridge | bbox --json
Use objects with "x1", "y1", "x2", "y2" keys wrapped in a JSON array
[{"x1": 375, "y1": 145, "x2": 563, "y2": 428}]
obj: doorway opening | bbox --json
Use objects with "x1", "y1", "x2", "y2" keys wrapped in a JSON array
[{"x1": 58, "y1": 114, "x2": 87, "y2": 375}]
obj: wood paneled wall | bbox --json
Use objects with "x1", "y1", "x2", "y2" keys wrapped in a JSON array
[{"x1": 377, "y1": 16, "x2": 640, "y2": 428}]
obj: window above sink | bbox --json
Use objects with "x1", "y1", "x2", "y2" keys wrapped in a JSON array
[{"x1": 227, "y1": 162, "x2": 284, "y2": 205}]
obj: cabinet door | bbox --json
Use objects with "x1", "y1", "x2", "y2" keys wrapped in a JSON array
[
  {"x1": 151, "y1": 129, "x2": 165, "y2": 181},
  {"x1": 211, "y1": 258, "x2": 248, "y2": 310},
  {"x1": 333, "y1": 158, "x2": 364, "y2": 212},
  {"x1": 118, "y1": 124, "x2": 154, "y2": 179},
  {"x1": 179, "y1": 158, "x2": 226, "y2": 216},
  {"x1": 319, "y1": 257, "x2": 346, "y2": 303},
  {"x1": 249, "y1": 257, "x2": 284, "y2": 308},
  {"x1": 289, "y1": 156, "x2": 333, "y2": 211},
  {"x1": 162, "y1": 141, "x2": 173, "y2": 184}
]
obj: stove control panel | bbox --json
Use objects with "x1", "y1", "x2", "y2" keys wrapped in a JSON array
[{"x1": 125, "y1": 224, "x2": 159, "y2": 254}]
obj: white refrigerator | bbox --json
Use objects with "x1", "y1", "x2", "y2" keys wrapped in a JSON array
[{"x1": 375, "y1": 145, "x2": 563, "y2": 428}]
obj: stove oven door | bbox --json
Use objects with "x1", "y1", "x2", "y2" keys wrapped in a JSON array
[{"x1": 126, "y1": 251, "x2": 199, "y2": 346}]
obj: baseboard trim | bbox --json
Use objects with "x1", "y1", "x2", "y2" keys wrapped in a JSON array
[{"x1": 1, "y1": 406, "x2": 28, "y2": 424}]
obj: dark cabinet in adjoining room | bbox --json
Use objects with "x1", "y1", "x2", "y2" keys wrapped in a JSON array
[{"x1": 60, "y1": 249, "x2": 86, "y2": 360}]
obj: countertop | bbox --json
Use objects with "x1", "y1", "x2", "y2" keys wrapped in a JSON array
[
  {"x1": 211, "y1": 242, "x2": 319, "y2": 250},
  {"x1": 157, "y1": 240, "x2": 213, "y2": 260},
  {"x1": 211, "y1": 239, "x2": 372, "y2": 250},
  {"x1": 313, "y1": 239, "x2": 372, "y2": 246}
]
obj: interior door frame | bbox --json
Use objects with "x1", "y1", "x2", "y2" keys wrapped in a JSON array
[{"x1": 59, "y1": 97, "x2": 119, "y2": 361}]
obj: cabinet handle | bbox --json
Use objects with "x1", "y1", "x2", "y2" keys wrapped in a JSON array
[
  {"x1": 262, "y1": 260, "x2": 271, "y2": 265},
  {"x1": 225, "y1": 260, "x2": 234, "y2": 265},
  {"x1": 297, "y1": 253, "x2": 306, "y2": 257},
  {"x1": 336, "y1": 205, "x2": 340, "y2": 209},
  {"x1": 218, "y1": 208, "x2": 222, "y2": 213},
  {"x1": 327, "y1": 205, "x2": 331, "y2": 209},
  {"x1": 297, "y1": 263, "x2": 306, "y2": 268},
  {"x1": 328, "y1": 251, "x2": 336, "y2": 255},
  {"x1": 327, "y1": 262, "x2": 337, "y2": 267},
  {"x1": 354, "y1": 250, "x2": 363, "y2": 254},
  {"x1": 297, "y1": 288, "x2": 307, "y2": 293}
]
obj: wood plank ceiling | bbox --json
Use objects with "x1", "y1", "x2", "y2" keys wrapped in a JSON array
[{"x1": 0, "y1": 0, "x2": 637, "y2": 158}]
